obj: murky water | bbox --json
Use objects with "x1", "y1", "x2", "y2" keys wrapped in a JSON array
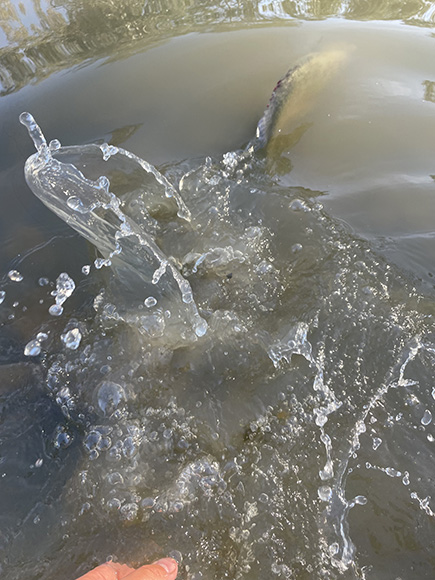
[{"x1": 1, "y1": 2, "x2": 435, "y2": 579}]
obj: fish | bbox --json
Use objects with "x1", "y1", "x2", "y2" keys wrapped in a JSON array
[{"x1": 252, "y1": 48, "x2": 349, "y2": 161}]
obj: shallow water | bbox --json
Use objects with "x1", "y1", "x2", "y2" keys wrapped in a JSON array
[{"x1": 1, "y1": 2, "x2": 435, "y2": 580}]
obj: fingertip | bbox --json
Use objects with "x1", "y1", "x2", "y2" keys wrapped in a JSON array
[
  {"x1": 154, "y1": 558, "x2": 178, "y2": 577},
  {"x1": 124, "y1": 558, "x2": 178, "y2": 580}
]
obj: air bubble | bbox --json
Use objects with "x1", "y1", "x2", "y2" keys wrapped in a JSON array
[
  {"x1": 97, "y1": 381, "x2": 124, "y2": 416},
  {"x1": 122, "y1": 437, "x2": 136, "y2": 458},
  {"x1": 168, "y1": 550, "x2": 183, "y2": 564},
  {"x1": 107, "y1": 498, "x2": 121, "y2": 510},
  {"x1": 107, "y1": 472, "x2": 124, "y2": 486},
  {"x1": 120, "y1": 502, "x2": 138, "y2": 521},
  {"x1": 141, "y1": 497, "x2": 155, "y2": 509},
  {"x1": 85, "y1": 431, "x2": 102, "y2": 451},
  {"x1": 54, "y1": 427, "x2": 72, "y2": 449}
]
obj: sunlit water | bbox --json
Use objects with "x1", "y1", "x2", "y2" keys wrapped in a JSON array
[{"x1": 1, "y1": 2, "x2": 435, "y2": 580}]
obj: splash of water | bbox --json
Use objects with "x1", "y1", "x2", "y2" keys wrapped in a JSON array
[{"x1": 19, "y1": 112, "x2": 207, "y2": 339}]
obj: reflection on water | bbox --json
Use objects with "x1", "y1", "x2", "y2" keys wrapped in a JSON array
[
  {"x1": 1, "y1": 0, "x2": 435, "y2": 94},
  {"x1": 1, "y1": 1, "x2": 435, "y2": 580}
]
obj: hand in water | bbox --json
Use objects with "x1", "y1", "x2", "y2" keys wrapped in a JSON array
[{"x1": 77, "y1": 558, "x2": 178, "y2": 580}]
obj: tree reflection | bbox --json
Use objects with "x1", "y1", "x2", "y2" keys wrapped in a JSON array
[{"x1": 0, "y1": 0, "x2": 434, "y2": 96}]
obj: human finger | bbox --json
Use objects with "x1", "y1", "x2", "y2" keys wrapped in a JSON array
[
  {"x1": 76, "y1": 561, "x2": 133, "y2": 580},
  {"x1": 123, "y1": 558, "x2": 178, "y2": 580},
  {"x1": 109, "y1": 562, "x2": 137, "y2": 579}
]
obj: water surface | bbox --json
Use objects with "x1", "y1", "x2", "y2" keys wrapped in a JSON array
[{"x1": 1, "y1": 2, "x2": 435, "y2": 580}]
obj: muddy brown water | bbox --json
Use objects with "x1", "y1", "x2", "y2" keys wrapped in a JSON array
[{"x1": 1, "y1": 2, "x2": 435, "y2": 580}]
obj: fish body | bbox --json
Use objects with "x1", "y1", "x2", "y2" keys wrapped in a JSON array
[{"x1": 252, "y1": 49, "x2": 349, "y2": 156}]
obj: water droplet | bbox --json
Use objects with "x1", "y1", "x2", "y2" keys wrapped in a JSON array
[
  {"x1": 98, "y1": 175, "x2": 110, "y2": 191},
  {"x1": 49, "y1": 139, "x2": 61, "y2": 151},
  {"x1": 24, "y1": 339, "x2": 42, "y2": 357},
  {"x1": 61, "y1": 328, "x2": 82, "y2": 350},
  {"x1": 319, "y1": 460, "x2": 334, "y2": 480},
  {"x1": 98, "y1": 257, "x2": 112, "y2": 269},
  {"x1": 329, "y1": 542, "x2": 339, "y2": 556},
  {"x1": 38, "y1": 277, "x2": 49, "y2": 286},
  {"x1": 372, "y1": 437, "x2": 382, "y2": 450},
  {"x1": 354, "y1": 495, "x2": 367, "y2": 505},
  {"x1": 82, "y1": 265, "x2": 91, "y2": 275},
  {"x1": 314, "y1": 411, "x2": 328, "y2": 427},
  {"x1": 0, "y1": 291, "x2": 5, "y2": 304},
  {"x1": 19, "y1": 112, "x2": 48, "y2": 152},
  {"x1": 100, "y1": 143, "x2": 118, "y2": 161},
  {"x1": 8, "y1": 270, "x2": 23, "y2": 282},
  {"x1": 385, "y1": 467, "x2": 401, "y2": 478},
  {"x1": 318, "y1": 486, "x2": 332, "y2": 501},
  {"x1": 195, "y1": 319, "x2": 208, "y2": 337},
  {"x1": 421, "y1": 409, "x2": 432, "y2": 426},
  {"x1": 290, "y1": 199, "x2": 310, "y2": 212},
  {"x1": 49, "y1": 273, "x2": 75, "y2": 315},
  {"x1": 49, "y1": 304, "x2": 63, "y2": 316}
]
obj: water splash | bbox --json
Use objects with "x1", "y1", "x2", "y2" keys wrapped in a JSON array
[{"x1": 20, "y1": 113, "x2": 207, "y2": 339}]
